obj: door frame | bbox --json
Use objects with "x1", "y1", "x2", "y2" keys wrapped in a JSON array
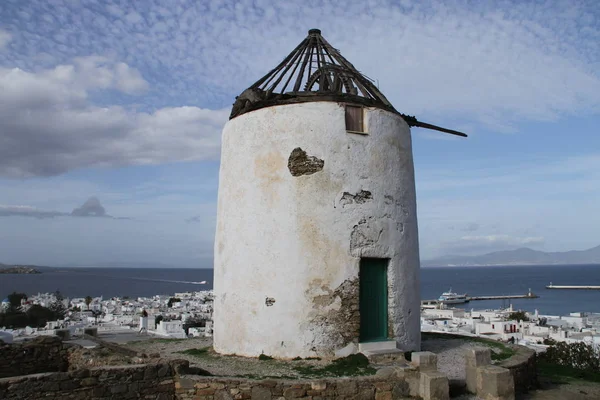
[{"x1": 359, "y1": 257, "x2": 389, "y2": 342}]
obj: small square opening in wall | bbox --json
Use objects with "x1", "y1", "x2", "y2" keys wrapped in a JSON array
[{"x1": 345, "y1": 105, "x2": 366, "y2": 133}]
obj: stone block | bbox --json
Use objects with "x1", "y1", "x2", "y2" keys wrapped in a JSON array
[
  {"x1": 353, "y1": 388, "x2": 375, "y2": 400},
  {"x1": 283, "y1": 386, "x2": 306, "y2": 398},
  {"x1": 59, "y1": 380, "x2": 79, "y2": 390},
  {"x1": 374, "y1": 391, "x2": 392, "y2": 400},
  {"x1": 252, "y1": 385, "x2": 272, "y2": 400},
  {"x1": 336, "y1": 381, "x2": 358, "y2": 395},
  {"x1": 55, "y1": 329, "x2": 71, "y2": 340},
  {"x1": 215, "y1": 389, "x2": 234, "y2": 400},
  {"x1": 477, "y1": 365, "x2": 515, "y2": 400},
  {"x1": 465, "y1": 348, "x2": 492, "y2": 368},
  {"x1": 374, "y1": 382, "x2": 392, "y2": 391},
  {"x1": 419, "y1": 371, "x2": 449, "y2": 400},
  {"x1": 411, "y1": 352, "x2": 438, "y2": 371},
  {"x1": 157, "y1": 364, "x2": 171, "y2": 377},
  {"x1": 335, "y1": 342, "x2": 358, "y2": 358},
  {"x1": 466, "y1": 348, "x2": 492, "y2": 393},
  {"x1": 83, "y1": 327, "x2": 98, "y2": 337},
  {"x1": 110, "y1": 384, "x2": 129, "y2": 394},
  {"x1": 390, "y1": 381, "x2": 409, "y2": 398},
  {"x1": 80, "y1": 377, "x2": 98, "y2": 386},
  {"x1": 178, "y1": 378, "x2": 196, "y2": 390},
  {"x1": 375, "y1": 367, "x2": 396, "y2": 379}
]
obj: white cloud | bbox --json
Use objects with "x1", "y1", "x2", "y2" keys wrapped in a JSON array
[
  {"x1": 0, "y1": 204, "x2": 64, "y2": 219},
  {"x1": 0, "y1": 58, "x2": 228, "y2": 178},
  {"x1": 0, "y1": 29, "x2": 11, "y2": 49},
  {"x1": 1, "y1": 1, "x2": 598, "y2": 131}
]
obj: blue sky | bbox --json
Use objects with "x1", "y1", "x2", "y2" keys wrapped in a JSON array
[{"x1": 0, "y1": 0, "x2": 599, "y2": 267}]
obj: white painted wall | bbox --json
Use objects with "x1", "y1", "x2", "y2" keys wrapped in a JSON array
[
  {"x1": 213, "y1": 101, "x2": 421, "y2": 359},
  {"x1": 157, "y1": 320, "x2": 186, "y2": 339}
]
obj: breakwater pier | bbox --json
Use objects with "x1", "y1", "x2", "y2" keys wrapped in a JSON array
[
  {"x1": 421, "y1": 289, "x2": 539, "y2": 308},
  {"x1": 546, "y1": 283, "x2": 600, "y2": 290}
]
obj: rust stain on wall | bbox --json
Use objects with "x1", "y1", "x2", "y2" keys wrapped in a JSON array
[{"x1": 254, "y1": 150, "x2": 285, "y2": 207}]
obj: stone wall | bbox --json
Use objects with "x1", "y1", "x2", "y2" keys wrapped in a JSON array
[
  {"x1": 0, "y1": 336, "x2": 69, "y2": 378},
  {"x1": 0, "y1": 361, "x2": 182, "y2": 400},
  {"x1": 83, "y1": 333, "x2": 141, "y2": 358},
  {"x1": 174, "y1": 370, "x2": 430, "y2": 400},
  {"x1": 497, "y1": 346, "x2": 538, "y2": 393}
]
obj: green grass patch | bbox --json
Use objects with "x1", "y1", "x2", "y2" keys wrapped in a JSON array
[
  {"x1": 292, "y1": 353, "x2": 376, "y2": 378},
  {"x1": 176, "y1": 347, "x2": 212, "y2": 358},
  {"x1": 129, "y1": 338, "x2": 188, "y2": 345},
  {"x1": 538, "y1": 360, "x2": 600, "y2": 384},
  {"x1": 292, "y1": 356, "x2": 321, "y2": 361},
  {"x1": 150, "y1": 338, "x2": 188, "y2": 343},
  {"x1": 235, "y1": 373, "x2": 298, "y2": 380},
  {"x1": 422, "y1": 332, "x2": 515, "y2": 361}
]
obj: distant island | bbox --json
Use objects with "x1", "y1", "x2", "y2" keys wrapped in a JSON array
[
  {"x1": 0, "y1": 264, "x2": 42, "y2": 274},
  {"x1": 422, "y1": 244, "x2": 600, "y2": 267}
]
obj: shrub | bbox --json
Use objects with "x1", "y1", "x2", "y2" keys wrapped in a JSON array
[
  {"x1": 542, "y1": 341, "x2": 600, "y2": 372},
  {"x1": 507, "y1": 311, "x2": 529, "y2": 321}
]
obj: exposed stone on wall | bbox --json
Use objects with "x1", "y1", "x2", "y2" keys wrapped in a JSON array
[
  {"x1": 174, "y1": 373, "x2": 418, "y2": 400},
  {"x1": 340, "y1": 190, "x2": 372, "y2": 207},
  {"x1": 384, "y1": 195, "x2": 410, "y2": 216},
  {"x1": 0, "y1": 336, "x2": 69, "y2": 378},
  {"x1": 350, "y1": 217, "x2": 383, "y2": 252},
  {"x1": 307, "y1": 278, "x2": 360, "y2": 355},
  {"x1": 0, "y1": 361, "x2": 181, "y2": 400},
  {"x1": 287, "y1": 147, "x2": 324, "y2": 176}
]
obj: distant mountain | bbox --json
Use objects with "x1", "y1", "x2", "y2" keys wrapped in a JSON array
[{"x1": 422, "y1": 245, "x2": 600, "y2": 267}]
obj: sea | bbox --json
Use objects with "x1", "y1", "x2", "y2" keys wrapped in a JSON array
[{"x1": 1, "y1": 264, "x2": 600, "y2": 316}]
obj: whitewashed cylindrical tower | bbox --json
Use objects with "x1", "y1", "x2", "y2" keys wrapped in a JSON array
[{"x1": 213, "y1": 29, "x2": 465, "y2": 359}]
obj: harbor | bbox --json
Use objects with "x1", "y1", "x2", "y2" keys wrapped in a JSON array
[{"x1": 421, "y1": 288, "x2": 539, "y2": 308}]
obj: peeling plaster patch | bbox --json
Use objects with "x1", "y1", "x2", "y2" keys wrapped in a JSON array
[
  {"x1": 287, "y1": 148, "x2": 324, "y2": 176},
  {"x1": 307, "y1": 278, "x2": 360, "y2": 355},
  {"x1": 265, "y1": 297, "x2": 275, "y2": 306},
  {"x1": 383, "y1": 195, "x2": 409, "y2": 215},
  {"x1": 339, "y1": 190, "x2": 372, "y2": 207},
  {"x1": 400, "y1": 204, "x2": 409, "y2": 216},
  {"x1": 350, "y1": 217, "x2": 383, "y2": 252},
  {"x1": 397, "y1": 222, "x2": 404, "y2": 233}
]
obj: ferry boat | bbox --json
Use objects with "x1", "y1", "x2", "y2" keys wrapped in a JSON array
[{"x1": 438, "y1": 289, "x2": 469, "y2": 304}]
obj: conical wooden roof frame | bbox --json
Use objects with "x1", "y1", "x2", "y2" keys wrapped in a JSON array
[{"x1": 229, "y1": 29, "x2": 467, "y2": 137}]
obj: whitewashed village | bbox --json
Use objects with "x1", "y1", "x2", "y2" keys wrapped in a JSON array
[
  {"x1": 0, "y1": 290, "x2": 214, "y2": 343},
  {"x1": 2, "y1": 288, "x2": 600, "y2": 354}
]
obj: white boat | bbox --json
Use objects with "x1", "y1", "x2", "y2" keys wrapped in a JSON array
[{"x1": 438, "y1": 288, "x2": 469, "y2": 304}]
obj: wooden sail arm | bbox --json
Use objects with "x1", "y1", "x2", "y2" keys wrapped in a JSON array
[{"x1": 401, "y1": 114, "x2": 468, "y2": 137}]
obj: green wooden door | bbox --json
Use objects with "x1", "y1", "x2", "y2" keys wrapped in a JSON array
[{"x1": 359, "y1": 258, "x2": 388, "y2": 342}]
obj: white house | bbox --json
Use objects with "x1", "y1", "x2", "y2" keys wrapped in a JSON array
[{"x1": 156, "y1": 320, "x2": 186, "y2": 339}]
